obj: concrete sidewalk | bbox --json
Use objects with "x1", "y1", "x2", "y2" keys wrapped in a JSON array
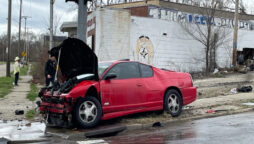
[
  {"x1": 0, "y1": 74, "x2": 34, "y2": 120},
  {"x1": 189, "y1": 91, "x2": 254, "y2": 109}
]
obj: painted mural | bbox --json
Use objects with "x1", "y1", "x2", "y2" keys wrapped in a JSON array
[
  {"x1": 136, "y1": 36, "x2": 154, "y2": 64},
  {"x1": 148, "y1": 6, "x2": 253, "y2": 30}
]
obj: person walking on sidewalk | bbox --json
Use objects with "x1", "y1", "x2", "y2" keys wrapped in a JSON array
[
  {"x1": 44, "y1": 53, "x2": 56, "y2": 87},
  {"x1": 13, "y1": 57, "x2": 20, "y2": 86}
]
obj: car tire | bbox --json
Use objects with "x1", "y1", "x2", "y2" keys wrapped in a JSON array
[
  {"x1": 74, "y1": 96, "x2": 102, "y2": 128},
  {"x1": 164, "y1": 89, "x2": 182, "y2": 117}
]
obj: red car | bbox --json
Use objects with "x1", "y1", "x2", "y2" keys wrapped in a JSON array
[{"x1": 39, "y1": 38, "x2": 196, "y2": 128}]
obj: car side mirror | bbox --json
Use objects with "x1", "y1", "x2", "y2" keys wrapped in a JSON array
[{"x1": 105, "y1": 73, "x2": 117, "y2": 80}]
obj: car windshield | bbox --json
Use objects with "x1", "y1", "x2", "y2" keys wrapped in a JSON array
[{"x1": 98, "y1": 62, "x2": 113, "y2": 78}]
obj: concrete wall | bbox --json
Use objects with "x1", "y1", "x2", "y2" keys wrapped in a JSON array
[
  {"x1": 93, "y1": 8, "x2": 254, "y2": 72},
  {"x1": 108, "y1": 0, "x2": 254, "y2": 21},
  {"x1": 130, "y1": 16, "x2": 206, "y2": 72},
  {"x1": 130, "y1": 16, "x2": 254, "y2": 72},
  {"x1": 95, "y1": 8, "x2": 131, "y2": 61}
]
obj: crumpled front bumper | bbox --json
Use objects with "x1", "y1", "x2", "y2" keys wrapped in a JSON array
[{"x1": 38, "y1": 89, "x2": 73, "y2": 115}]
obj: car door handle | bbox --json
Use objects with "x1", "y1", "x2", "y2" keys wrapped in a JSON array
[{"x1": 137, "y1": 84, "x2": 143, "y2": 87}]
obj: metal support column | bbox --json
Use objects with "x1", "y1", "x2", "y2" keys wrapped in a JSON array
[{"x1": 77, "y1": 0, "x2": 87, "y2": 43}]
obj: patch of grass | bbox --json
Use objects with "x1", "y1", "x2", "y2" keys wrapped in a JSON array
[
  {"x1": 0, "y1": 61, "x2": 5, "y2": 65},
  {"x1": 26, "y1": 109, "x2": 36, "y2": 119},
  {"x1": 11, "y1": 65, "x2": 29, "y2": 76},
  {"x1": 20, "y1": 65, "x2": 29, "y2": 76},
  {"x1": 247, "y1": 99, "x2": 254, "y2": 103},
  {"x1": 213, "y1": 73, "x2": 224, "y2": 78},
  {"x1": 0, "y1": 77, "x2": 13, "y2": 98},
  {"x1": 27, "y1": 83, "x2": 39, "y2": 101}
]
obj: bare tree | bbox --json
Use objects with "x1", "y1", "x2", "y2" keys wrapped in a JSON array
[
  {"x1": 221, "y1": 0, "x2": 247, "y2": 14},
  {"x1": 42, "y1": 12, "x2": 63, "y2": 36},
  {"x1": 181, "y1": 0, "x2": 232, "y2": 74},
  {"x1": 0, "y1": 32, "x2": 43, "y2": 62}
]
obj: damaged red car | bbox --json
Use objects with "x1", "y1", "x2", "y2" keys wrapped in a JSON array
[{"x1": 38, "y1": 38, "x2": 196, "y2": 128}]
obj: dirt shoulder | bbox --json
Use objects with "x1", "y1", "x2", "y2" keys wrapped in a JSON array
[{"x1": 194, "y1": 72, "x2": 254, "y2": 99}]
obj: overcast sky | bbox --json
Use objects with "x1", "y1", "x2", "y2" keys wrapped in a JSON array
[
  {"x1": 0, "y1": 0, "x2": 77, "y2": 36},
  {"x1": 0, "y1": 0, "x2": 254, "y2": 36}
]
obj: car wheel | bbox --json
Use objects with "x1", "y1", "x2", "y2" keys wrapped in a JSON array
[
  {"x1": 164, "y1": 89, "x2": 182, "y2": 117},
  {"x1": 74, "y1": 96, "x2": 102, "y2": 128}
]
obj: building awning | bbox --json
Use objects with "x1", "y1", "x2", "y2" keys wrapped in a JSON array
[{"x1": 60, "y1": 21, "x2": 77, "y2": 32}]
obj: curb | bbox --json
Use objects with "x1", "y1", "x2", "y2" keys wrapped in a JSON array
[
  {"x1": 125, "y1": 107, "x2": 254, "y2": 131},
  {"x1": 5, "y1": 107, "x2": 253, "y2": 143}
]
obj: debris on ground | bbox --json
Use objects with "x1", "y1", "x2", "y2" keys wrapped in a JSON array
[
  {"x1": 183, "y1": 106, "x2": 194, "y2": 110},
  {"x1": 15, "y1": 110, "x2": 24, "y2": 115},
  {"x1": 214, "y1": 110, "x2": 228, "y2": 112},
  {"x1": 213, "y1": 68, "x2": 219, "y2": 74},
  {"x1": 84, "y1": 126, "x2": 126, "y2": 138},
  {"x1": 230, "y1": 88, "x2": 238, "y2": 94},
  {"x1": 206, "y1": 109, "x2": 215, "y2": 113},
  {"x1": 237, "y1": 86, "x2": 252, "y2": 93},
  {"x1": 152, "y1": 122, "x2": 162, "y2": 127}
]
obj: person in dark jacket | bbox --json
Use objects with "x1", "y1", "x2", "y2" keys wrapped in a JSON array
[{"x1": 45, "y1": 54, "x2": 56, "y2": 86}]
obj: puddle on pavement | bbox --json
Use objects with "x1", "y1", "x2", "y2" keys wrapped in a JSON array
[{"x1": 0, "y1": 120, "x2": 46, "y2": 141}]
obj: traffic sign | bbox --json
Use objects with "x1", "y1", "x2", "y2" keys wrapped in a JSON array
[{"x1": 21, "y1": 51, "x2": 26, "y2": 57}]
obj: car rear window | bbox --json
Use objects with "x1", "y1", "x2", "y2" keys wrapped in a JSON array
[{"x1": 140, "y1": 64, "x2": 153, "y2": 77}]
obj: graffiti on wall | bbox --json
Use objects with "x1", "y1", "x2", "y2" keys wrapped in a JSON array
[
  {"x1": 136, "y1": 36, "x2": 154, "y2": 64},
  {"x1": 148, "y1": 6, "x2": 253, "y2": 30}
]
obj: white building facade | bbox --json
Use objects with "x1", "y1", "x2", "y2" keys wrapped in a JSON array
[
  {"x1": 84, "y1": 8, "x2": 254, "y2": 72},
  {"x1": 61, "y1": 4, "x2": 254, "y2": 72}
]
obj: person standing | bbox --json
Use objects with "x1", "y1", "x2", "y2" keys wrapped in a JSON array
[
  {"x1": 44, "y1": 54, "x2": 56, "y2": 86},
  {"x1": 13, "y1": 57, "x2": 20, "y2": 86}
]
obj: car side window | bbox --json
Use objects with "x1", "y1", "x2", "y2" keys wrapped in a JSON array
[
  {"x1": 140, "y1": 64, "x2": 153, "y2": 77},
  {"x1": 106, "y1": 62, "x2": 140, "y2": 79}
]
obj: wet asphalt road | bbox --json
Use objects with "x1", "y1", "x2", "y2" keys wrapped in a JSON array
[
  {"x1": 3, "y1": 111, "x2": 254, "y2": 144},
  {"x1": 0, "y1": 64, "x2": 13, "y2": 77},
  {"x1": 95, "y1": 111, "x2": 254, "y2": 144}
]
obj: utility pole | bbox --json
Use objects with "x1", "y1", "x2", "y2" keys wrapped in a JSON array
[
  {"x1": 49, "y1": 0, "x2": 54, "y2": 50},
  {"x1": 26, "y1": 28, "x2": 29, "y2": 62},
  {"x1": 6, "y1": 0, "x2": 12, "y2": 77},
  {"x1": 232, "y1": 0, "x2": 239, "y2": 67},
  {"x1": 22, "y1": 16, "x2": 31, "y2": 63},
  {"x1": 18, "y1": 0, "x2": 22, "y2": 57},
  {"x1": 66, "y1": 0, "x2": 89, "y2": 42},
  {"x1": 77, "y1": 0, "x2": 88, "y2": 42},
  {"x1": 27, "y1": 28, "x2": 30, "y2": 63}
]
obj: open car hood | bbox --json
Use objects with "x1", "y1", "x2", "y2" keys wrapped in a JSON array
[{"x1": 49, "y1": 38, "x2": 98, "y2": 81}]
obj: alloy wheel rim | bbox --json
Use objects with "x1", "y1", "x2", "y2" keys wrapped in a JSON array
[
  {"x1": 79, "y1": 101, "x2": 97, "y2": 123},
  {"x1": 167, "y1": 94, "x2": 179, "y2": 113}
]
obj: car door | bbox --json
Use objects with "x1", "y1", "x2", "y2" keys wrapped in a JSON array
[
  {"x1": 100, "y1": 62, "x2": 143, "y2": 113},
  {"x1": 138, "y1": 64, "x2": 162, "y2": 106}
]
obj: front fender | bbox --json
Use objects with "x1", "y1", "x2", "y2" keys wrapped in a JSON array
[{"x1": 68, "y1": 80, "x2": 99, "y2": 99}]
